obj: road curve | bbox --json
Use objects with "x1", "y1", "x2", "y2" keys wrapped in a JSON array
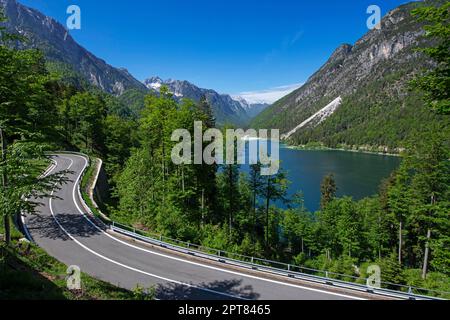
[{"x1": 23, "y1": 153, "x2": 368, "y2": 300}]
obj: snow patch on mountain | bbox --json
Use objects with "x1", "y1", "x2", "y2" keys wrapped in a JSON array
[
  {"x1": 145, "y1": 77, "x2": 163, "y2": 90},
  {"x1": 282, "y1": 97, "x2": 342, "y2": 140},
  {"x1": 143, "y1": 76, "x2": 252, "y2": 125},
  {"x1": 144, "y1": 76, "x2": 272, "y2": 120}
]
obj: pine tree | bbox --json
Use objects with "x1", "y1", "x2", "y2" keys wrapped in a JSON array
[
  {"x1": 0, "y1": 11, "x2": 61, "y2": 245},
  {"x1": 387, "y1": 164, "x2": 411, "y2": 266},
  {"x1": 248, "y1": 163, "x2": 264, "y2": 243},
  {"x1": 335, "y1": 197, "x2": 362, "y2": 258},
  {"x1": 407, "y1": 128, "x2": 450, "y2": 279},
  {"x1": 262, "y1": 169, "x2": 288, "y2": 248},
  {"x1": 320, "y1": 174, "x2": 337, "y2": 210},
  {"x1": 411, "y1": 2, "x2": 450, "y2": 114},
  {"x1": 378, "y1": 252, "x2": 406, "y2": 289},
  {"x1": 198, "y1": 95, "x2": 216, "y2": 128}
]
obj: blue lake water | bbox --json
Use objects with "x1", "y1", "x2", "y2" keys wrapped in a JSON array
[{"x1": 240, "y1": 144, "x2": 401, "y2": 212}]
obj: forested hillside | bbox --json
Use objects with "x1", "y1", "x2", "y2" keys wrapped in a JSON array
[
  {"x1": 0, "y1": 0, "x2": 147, "y2": 95},
  {"x1": 0, "y1": 1, "x2": 448, "y2": 298},
  {"x1": 144, "y1": 77, "x2": 251, "y2": 126},
  {"x1": 0, "y1": 0, "x2": 259, "y2": 127},
  {"x1": 251, "y1": 0, "x2": 449, "y2": 153},
  {"x1": 0, "y1": 8, "x2": 152, "y2": 298}
]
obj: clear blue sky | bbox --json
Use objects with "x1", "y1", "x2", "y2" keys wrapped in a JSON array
[{"x1": 19, "y1": 0, "x2": 415, "y2": 95}]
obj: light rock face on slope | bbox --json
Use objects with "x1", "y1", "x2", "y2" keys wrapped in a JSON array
[
  {"x1": 0, "y1": 0, "x2": 147, "y2": 95},
  {"x1": 145, "y1": 77, "x2": 265, "y2": 126},
  {"x1": 251, "y1": 1, "x2": 440, "y2": 149},
  {"x1": 0, "y1": 0, "x2": 271, "y2": 125},
  {"x1": 282, "y1": 97, "x2": 342, "y2": 139}
]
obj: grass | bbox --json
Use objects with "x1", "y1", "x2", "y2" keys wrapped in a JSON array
[
  {"x1": 81, "y1": 157, "x2": 96, "y2": 191},
  {"x1": 0, "y1": 217, "x2": 146, "y2": 300},
  {"x1": 79, "y1": 157, "x2": 111, "y2": 224},
  {"x1": 0, "y1": 245, "x2": 139, "y2": 300},
  {"x1": 0, "y1": 154, "x2": 156, "y2": 301},
  {"x1": 0, "y1": 153, "x2": 157, "y2": 300},
  {"x1": 77, "y1": 155, "x2": 449, "y2": 300}
]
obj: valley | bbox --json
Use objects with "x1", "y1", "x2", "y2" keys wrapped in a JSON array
[
  {"x1": 0, "y1": 0, "x2": 448, "y2": 302},
  {"x1": 252, "y1": 1, "x2": 448, "y2": 152}
]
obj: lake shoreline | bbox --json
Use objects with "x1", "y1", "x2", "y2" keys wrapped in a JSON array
[
  {"x1": 241, "y1": 143, "x2": 402, "y2": 211},
  {"x1": 283, "y1": 144, "x2": 402, "y2": 157}
]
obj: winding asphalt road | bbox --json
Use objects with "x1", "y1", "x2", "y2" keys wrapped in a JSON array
[{"x1": 23, "y1": 153, "x2": 370, "y2": 300}]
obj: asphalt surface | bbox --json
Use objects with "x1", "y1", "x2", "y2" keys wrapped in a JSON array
[{"x1": 24, "y1": 153, "x2": 367, "y2": 300}]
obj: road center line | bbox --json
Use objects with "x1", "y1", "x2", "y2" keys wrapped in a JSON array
[
  {"x1": 50, "y1": 156, "x2": 248, "y2": 300},
  {"x1": 64, "y1": 154, "x2": 365, "y2": 300}
]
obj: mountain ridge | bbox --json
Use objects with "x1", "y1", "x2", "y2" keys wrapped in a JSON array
[
  {"x1": 0, "y1": 0, "x2": 147, "y2": 95},
  {"x1": 251, "y1": 0, "x2": 446, "y2": 151},
  {"x1": 0, "y1": 0, "x2": 270, "y2": 125},
  {"x1": 144, "y1": 76, "x2": 269, "y2": 125}
]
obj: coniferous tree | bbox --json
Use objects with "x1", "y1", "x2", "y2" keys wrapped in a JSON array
[
  {"x1": 407, "y1": 128, "x2": 450, "y2": 279},
  {"x1": 194, "y1": 97, "x2": 218, "y2": 224},
  {"x1": 387, "y1": 164, "x2": 411, "y2": 266},
  {"x1": 320, "y1": 174, "x2": 337, "y2": 210},
  {"x1": 0, "y1": 10, "x2": 62, "y2": 244},
  {"x1": 248, "y1": 163, "x2": 264, "y2": 243},
  {"x1": 412, "y1": 2, "x2": 450, "y2": 115},
  {"x1": 198, "y1": 95, "x2": 216, "y2": 128},
  {"x1": 262, "y1": 169, "x2": 288, "y2": 248}
]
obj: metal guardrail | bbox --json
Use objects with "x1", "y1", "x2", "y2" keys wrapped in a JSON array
[
  {"x1": 110, "y1": 222, "x2": 447, "y2": 301},
  {"x1": 61, "y1": 151, "x2": 447, "y2": 301}
]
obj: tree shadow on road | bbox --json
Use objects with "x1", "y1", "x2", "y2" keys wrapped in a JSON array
[
  {"x1": 27, "y1": 212, "x2": 104, "y2": 241},
  {"x1": 156, "y1": 278, "x2": 260, "y2": 300}
]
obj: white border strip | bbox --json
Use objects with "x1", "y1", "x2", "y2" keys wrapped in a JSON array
[{"x1": 61, "y1": 154, "x2": 365, "y2": 300}]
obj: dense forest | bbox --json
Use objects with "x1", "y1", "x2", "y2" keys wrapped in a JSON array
[
  {"x1": 251, "y1": 0, "x2": 449, "y2": 154},
  {"x1": 0, "y1": 2, "x2": 448, "y2": 297}
]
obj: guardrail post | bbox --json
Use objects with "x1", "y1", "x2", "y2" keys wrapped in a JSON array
[{"x1": 97, "y1": 215, "x2": 444, "y2": 299}]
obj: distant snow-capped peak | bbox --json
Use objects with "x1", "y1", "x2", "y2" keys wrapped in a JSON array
[
  {"x1": 145, "y1": 76, "x2": 163, "y2": 90},
  {"x1": 142, "y1": 76, "x2": 275, "y2": 119},
  {"x1": 232, "y1": 96, "x2": 251, "y2": 109}
]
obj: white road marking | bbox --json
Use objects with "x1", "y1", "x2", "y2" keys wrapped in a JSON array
[
  {"x1": 50, "y1": 156, "x2": 247, "y2": 300},
  {"x1": 26, "y1": 154, "x2": 365, "y2": 300},
  {"x1": 21, "y1": 160, "x2": 58, "y2": 242},
  {"x1": 61, "y1": 154, "x2": 365, "y2": 300}
]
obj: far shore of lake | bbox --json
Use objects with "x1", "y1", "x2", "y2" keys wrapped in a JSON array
[{"x1": 283, "y1": 144, "x2": 402, "y2": 157}]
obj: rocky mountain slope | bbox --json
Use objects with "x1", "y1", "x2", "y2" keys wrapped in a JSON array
[
  {"x1": 145, "y1": 77, "x2": 266, "y2": 126},
  {"x1": 0, "y1": 0, "x2": 262, "y2": 126},
  {"x1": 232, "y1": 96, "x2": 270, "y2": 119},
  {"x1": 251, "y1": 0, "x2": 445, "y2": 151},
  {"x1": 0, "y1": 0, "x2": 146, "y2": 95}
]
